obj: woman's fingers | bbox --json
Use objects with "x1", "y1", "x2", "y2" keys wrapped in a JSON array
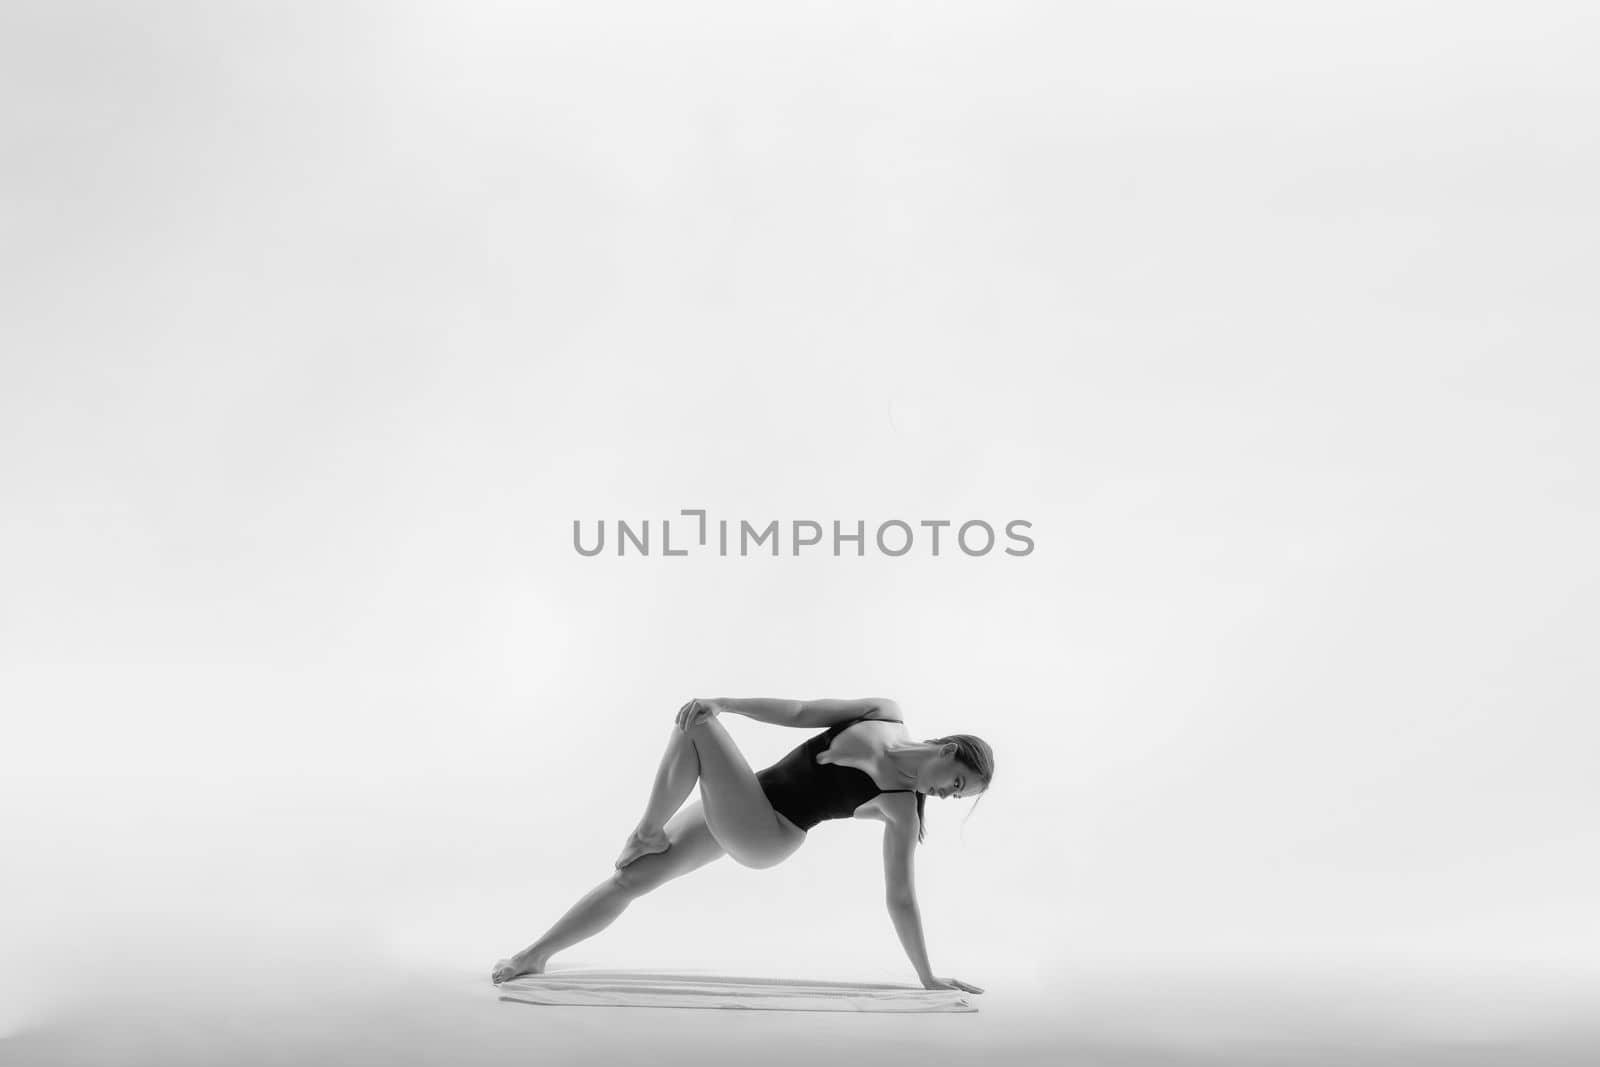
[
  {"x1": 678, "y1": 699, "x2": 707, "y2": 731},
  {"x1": 676, "y1": 698, "x2": 720, "y2": 733}
]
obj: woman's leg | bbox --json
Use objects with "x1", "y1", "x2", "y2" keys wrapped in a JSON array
[
  {"x1": 492, "y1": 801, "x2": 726, "y2": 983},
  {"x1": 619, "y1": 715, "x2": 802, "y2": 870},
  {"x1": 680, "y1": 716, "x2": 805, "y2": 866},
  {"x1": 615, "y1": 724, "x2": 701, "y2": 868}
]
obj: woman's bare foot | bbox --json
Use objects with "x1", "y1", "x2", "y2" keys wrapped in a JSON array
[
  {"x1": 492, "y1": 951, "x2": 547, "y2": 985},
  {"x1": 615, "y1": 824, "x2": 670, "y2": 869}
]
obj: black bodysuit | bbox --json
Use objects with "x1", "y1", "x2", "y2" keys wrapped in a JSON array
[{"x1": 756, "y1": 716, "x2": 915, "y2": 832}]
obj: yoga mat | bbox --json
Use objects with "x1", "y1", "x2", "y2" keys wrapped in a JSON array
[{"x1": 497, "y1": 968, "x2": 979, "y2": 1013}]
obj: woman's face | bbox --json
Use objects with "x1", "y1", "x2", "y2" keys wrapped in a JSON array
[{"x1": 925, "y1": 749, "x2": 984, "y2": 800}]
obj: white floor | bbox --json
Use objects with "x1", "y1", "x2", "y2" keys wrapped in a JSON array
[{"x1": 5, "y1": 960, "x2": 1596, "y2": 1067}]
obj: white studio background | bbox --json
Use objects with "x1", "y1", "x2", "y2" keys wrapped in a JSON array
[{"x1": 3, "y1": 1, "x2": 1598, "y2": 1061}]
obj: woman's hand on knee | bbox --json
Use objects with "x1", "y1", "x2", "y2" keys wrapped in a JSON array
[{"x1": 676, "y1": 698, "x2": 722, "y2": 732}]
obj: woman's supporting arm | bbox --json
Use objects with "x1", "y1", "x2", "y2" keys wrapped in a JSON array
[
  {"x1": 882, "y1": 812, "x2": 936, "y2": 985},
  {"x1": 887, "y1": 897, "x2": 936, "y2": 988},
  {"x1": 714, "y1": 697, "x2": 899, "y2": 729}
]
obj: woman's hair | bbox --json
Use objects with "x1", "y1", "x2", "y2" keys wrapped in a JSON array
[{"x1": 914, "y1": 733, "x2": 994, "y2": 845}]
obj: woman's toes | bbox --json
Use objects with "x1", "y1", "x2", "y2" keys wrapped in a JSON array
[{"x1": 493, "y1": 953, "x2": 547, "y2": 984}]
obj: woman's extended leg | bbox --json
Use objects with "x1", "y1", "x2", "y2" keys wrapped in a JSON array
[{"x1": 491, "y1": 801, "x2": 726, "y2": 984}]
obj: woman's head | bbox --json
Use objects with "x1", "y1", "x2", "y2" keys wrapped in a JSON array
[{"x1": 913, "y1": 733, "x2": 993, "y2": 844}]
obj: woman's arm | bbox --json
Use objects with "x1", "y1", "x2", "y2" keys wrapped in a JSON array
[
  {"x1": 887, "y1": 899, "x2": 937, "y2": 988},
  {"x1": 714, "y1": 697, "x2": 899, "y2": 728},
  {"x1": 711, "y1": 698, "x2": 802, "y2": 725},
  {"x1": 883, "y1": 815, "x2": 984, "y2": 993},
  {"x1": 881, "y1": 813, "x2": 936, "y2": 986}
]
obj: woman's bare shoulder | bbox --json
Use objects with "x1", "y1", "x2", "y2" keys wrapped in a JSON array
[
  {"x1": 853, "y1": 787, "x2": 918, "y2": 823},
  {"x1": 885, "y1": 790, "x2": 922, "y2": 821}
]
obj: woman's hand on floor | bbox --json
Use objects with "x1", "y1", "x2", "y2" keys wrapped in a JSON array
[
  {"x1": 922, "y1": 975, "x2": 984, "y2": 994},
  {"x1": 676, "y1": 698, "x2": 722, "y2": 732}
]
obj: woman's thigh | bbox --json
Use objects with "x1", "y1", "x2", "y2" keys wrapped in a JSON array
[{"x1": 686, "y1": 717, "x2": 805, "y2": 867}]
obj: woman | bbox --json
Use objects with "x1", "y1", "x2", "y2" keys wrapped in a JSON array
[{"x1": 491, "y1": 696, "x2": 993, "y2": 994}]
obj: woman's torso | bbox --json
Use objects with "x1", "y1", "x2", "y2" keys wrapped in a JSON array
[{"x1": 757, "y1": 717, "x2": 914, "y2": 830}]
